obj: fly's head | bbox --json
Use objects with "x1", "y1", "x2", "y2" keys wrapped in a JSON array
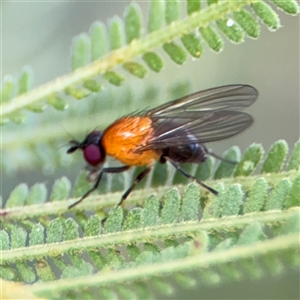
[{"x1": 67, "y1": 131, "x2": 106, "y2": 167}]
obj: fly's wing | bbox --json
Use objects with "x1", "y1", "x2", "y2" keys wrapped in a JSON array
[
  {"x1": 146, "y1": 85, "x2": 258, "y2": 117},
  {"x1": 138, "y1": 85, "x2": 258, "y2": 151}
]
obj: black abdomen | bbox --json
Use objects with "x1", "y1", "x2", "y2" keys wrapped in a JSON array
[{"x1": 161, "y1": 134, "x2": 208, "y2": 163}]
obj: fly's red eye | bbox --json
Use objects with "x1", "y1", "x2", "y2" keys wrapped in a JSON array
[{"x1": 83, "y1": 144, "x2": 102, "y2": 166}]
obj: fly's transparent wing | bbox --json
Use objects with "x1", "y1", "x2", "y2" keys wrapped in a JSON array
[
  {"x1": 138, "y1": 85, "x2": 257, "y2": 151},
  {"x1": 146, "y1": 85, "x2": 258, "y2": 117}
]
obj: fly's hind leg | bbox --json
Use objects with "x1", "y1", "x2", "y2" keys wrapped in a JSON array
[
  {"x1": 101, "y1": 166, "x2": 152, "y2": 225},
  {"x1": 167, "y1": 158, "x2": 218, "y2": 196}
]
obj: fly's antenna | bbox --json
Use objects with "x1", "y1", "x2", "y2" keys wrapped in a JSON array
[{"x1": 67, "y1": 140, "x2": 81, "y2": 153}]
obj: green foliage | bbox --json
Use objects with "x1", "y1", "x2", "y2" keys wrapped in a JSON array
[
  {"x1": 27, "y1": 183, "x2": 48, "y2": 205},
  {"x1": 234, "y1": 143, "x2": 264, "y2": 177},
  {"x1": 251, "y1": 1, "x2": 281, "y2": 31},
  {"x1": 214, "y1": 146, "x2": 240, "y2": 179},
  {"x1": 89, "y1": 22, "x2": 108, "y2": 61},
  {"x1": 287, "y1": 140, "x2": 300, "y2": 171},
  {"x1": 1, "y1": 76, "x2": 14, "y2": 103},
  {"x1": 6, "y1": 184, "x2": 29, "y2": 208},
  {"x1": 71, "y1": 34, "x2": 91, "y2": 70},
  {"x1": 1, "y1": 0, "x2": 299, "y2": 298},
  {"x1": 181, "y1": 183, "x2": 200, "y2": 221},
  {"x1": 46, "y1": 95, "x2": 69, "y2": 110},
  {"x1": 284, "y1": 174, "x2": 300, "y2": 209},
  {"x1": 50, "y1": 177, "x2": 71, "y2": 201},
  {"x1": 1, "y1": 139, "x2": 299, "y2": 298},
  {"x1": 103, "y1": 71, "x2": 125, "y2": 86},
  {"x1": 148, "y1": 0, "x2": 165, "y2": 33},
  {"x1": 216, "y1": 18, "x2": 244, "y2": 43},
  {"x1": 187, "y1": 0, "x2": 201, "y2": 15},
  {"x1": 233, "y1": 9, "x2": 260, "y2": 38},
  {"x1": 166, "y1": 0, "x2": 181, "y2": 24},
  {"x1": 142, "y1": 52, "x2": 164, "y2": 72},
  {"x1": 261, "y1": 140, "x2": 289, "y2": 173},
  {"x1": 264, "y1": 179, "x2": 291, "y2": 210},
  {"x1": 109, "y1": 16, "x2": 125, "y2": 50},
  {"x1": 271, "y1": 0, "x2": 299, "y2": 15},
  {"x1": 199, "y1": 26, "x2": 224, "y2": 52},
  {"x1": 125, "y1": 2, "x2": 142, "y2": 43},
  {"x1": 1, "y1": 0, "x2": 298, "y2": 124},
  {"x1": 123, "y1": 61, "x2": 147, "y2": 78},
  {"x1": 4, "y1": 139, "x2": 298, "y2": 219},
  {"x1": 243, "y1": 178, "x2": 268, "y2": 213},
  {"x1": 181, "y1": 33, "x2": 203, "y2": 58},
  {"x1": 142, "y1": 194, "x2": 160, "y2": 227}
]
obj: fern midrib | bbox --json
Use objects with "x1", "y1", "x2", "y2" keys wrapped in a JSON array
[
  {"x1": 1, "y1": 0, "x2": 256, "y2": 116},
  {"x1": 29, "y1": 233, "x2": 299, "y2": 294},
  {"x1": 1, "y1": 169, "x2": 298, "y2": 219},
  {"x1": 2, "y1": 208, "x2": 299, "y2": 262}
]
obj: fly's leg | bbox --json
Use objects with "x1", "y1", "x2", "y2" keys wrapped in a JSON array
[
  {"x1": 117, "y1": 166, "x2": 152, "y2": 207},
  {"x1": 167, "y1": 158, "x2": 218, "y2": 196},
  {"x1": 208, "y1": 151, "x2": 238, "y2": 164},
  {"x1": 68, "y1": 165, "x2": 131, "y2": 209}
]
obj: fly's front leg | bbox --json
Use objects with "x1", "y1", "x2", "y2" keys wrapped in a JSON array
[
  {"x1": 117, "y1": 166, "x2": 152, "y2": 207},
  {"x1": 68, "y1": 165, "x2": 131, "y2": 209}
]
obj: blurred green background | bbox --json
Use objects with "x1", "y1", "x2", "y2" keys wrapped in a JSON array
[{"x1": 2, "y1": 1, "x2": 299, "y2": 299}]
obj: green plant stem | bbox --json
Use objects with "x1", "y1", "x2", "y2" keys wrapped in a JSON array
[
  {"x1": 29, "y1": 232, "x2": 299, "y2": 295},
  {"x1": 1, "y1": 170, "x2": 298, "y2": 220},
  {"x1": 2, "y1": 208, "x2": 299, "y2": 262}
]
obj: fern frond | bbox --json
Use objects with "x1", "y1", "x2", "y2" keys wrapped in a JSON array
[
  {"x1": 1, "y1": 208, "x2": 299, "y2": 297},
  {"x1": 1, "y1": 0, "x2": 298, "y2": 123},
  {"x1": 1, "y1": 205, "x2": 299, "y2": 296},
  {"x1": 2, "y1": 139, "x2": 299, "y2": 218},
  {"x1": 1, "y1": 0, "x2": 299, "y2": 297},
  {"x1": 1, "y1": 140, "x2": 299, "y2": 298},
  {"x1": 24, "y1": 233, "x2": 297, "y2": 296}
]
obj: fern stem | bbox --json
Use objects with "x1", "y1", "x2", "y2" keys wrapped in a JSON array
[
  {"x1": 1, "y1": 170, "x2": 298, "y2": 219},
  {"x1": 2, "y1": 208, "x2": 298, "y2": 262},
  {"x1": 1, "y1": 0, "x2": 256, "y2": 117},
  {"x1": 30, "y1": 232, "x2": 299, "y2": 294}
]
